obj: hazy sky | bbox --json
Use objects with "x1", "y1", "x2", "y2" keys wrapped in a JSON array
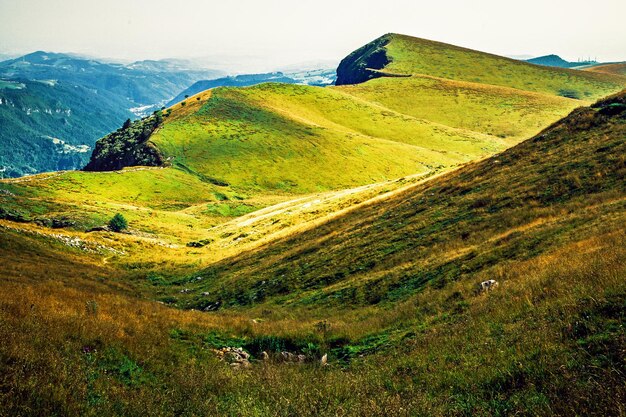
[{"x1": 1, "y1": 0, "x2": 625, "y2": 70}]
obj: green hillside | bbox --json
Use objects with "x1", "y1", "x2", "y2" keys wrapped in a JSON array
[
  {"x1": 82, "y1": 34, "x2": 625, "y2": 201},
  {"x1": 177, "y1": 90, "x2": 626, "y2": 309},
  {"x1": 585, "y1": 62, "x2": 626, "y2": 76},
  {"x1": 346, "y1": 34, "x2": 624, "y2": 100},
  {"x1": 0, "y1": 90, "x2": 623, "y2": 416},
  {"x1": 2, "y1": 33, "x2": 624, "y2": 265},
  {"x1": 150, "y1": 84, "x2": 497, "y2": 194}
]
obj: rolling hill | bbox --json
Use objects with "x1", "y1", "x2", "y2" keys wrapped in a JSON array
[
  {"x1": 167, "y1": 69, "x2": 336, "y2": 107},
  {"x1": 178, "y1": 90, "x2": 626, "y2": 309},
  {"x1": 584, "y1": 62, "x2": 626, "y2": 76},
  {"x1": 0, "y1": 87, "x2": 623, "y2": 416},
  {"x1": 82, "y1": 34, "x2": 625, "y2": 199},
  {"x1": 0, "y1": 33, "x2": 624, "y2": 257}
]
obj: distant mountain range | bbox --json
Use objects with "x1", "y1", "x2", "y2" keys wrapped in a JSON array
[
  {"x1": 0, "y1": 52, "x2": 224, "y2": 177},
  {"x1": 525, "y1": 54, "x2": 597, "y2": 68}
]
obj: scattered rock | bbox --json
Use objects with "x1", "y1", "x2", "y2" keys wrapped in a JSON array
[
  {"x1": 0, "y1": 223, "x2": 125, "y2": 255},
  {"x1": 478, "y1": 279, "x2": 499, "y2": 293},
  {"x1": 203, "y1": 301, "x2": 221, "y2": 311},
  {"x1": 261, "y1": 351, "x2": 269, "y2": 361},
  {"x1": 87, "y1": 225, "x2": 110, "y2": 232},
  {"x1": 0, "y1": 189, "x2": 16, "y2": 197},
  {"x1": 214, "y1": 347, "x2": 251, "y2": 369},
  {"x1": 321, "y1": 353, "x2": 328, "y2": 366},
  {"x1": 186, "y1": 238, "x2": 213, "y2": 248},
  {"x1": 279, "y1": 351, "x2": 309, "y2": 363}
]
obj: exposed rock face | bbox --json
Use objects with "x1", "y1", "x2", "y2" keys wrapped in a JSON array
[
  {"x1": 335, "y1": 34, "x2": 392, "y2": 86},
  {"x1": 83, "y1": 114, "x2": 165, "y2": 171}
]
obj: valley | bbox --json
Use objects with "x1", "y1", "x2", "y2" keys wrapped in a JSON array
[{"x1": 0, "y1": 32, "x2": 625, "y2": 416}]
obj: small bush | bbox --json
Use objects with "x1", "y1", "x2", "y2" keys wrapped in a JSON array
[
  {"x1": 108, "y1": 213, "x2": 128, "y2": 232},
  {"x1": 558, "y1": 89, "x2": 581, "y2": 100},
  {"x1": 85, "y1": 300, "x2": 99, "y2": 316}
]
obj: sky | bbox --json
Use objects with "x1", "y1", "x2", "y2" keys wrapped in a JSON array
[{"x1": 0, "y1": 0, "x2": 625, "y2": 71}]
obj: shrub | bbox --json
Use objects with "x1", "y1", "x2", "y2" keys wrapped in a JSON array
[
  {"x1": 558, "y1": 89, "x2": 581, "y2": 100},
  {"x1": 108, "y1": 213, "x2": 128, "y2": 232}
]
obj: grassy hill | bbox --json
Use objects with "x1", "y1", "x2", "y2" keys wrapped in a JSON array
[
  {"x1": 0, "y1": 90, "x2": 623, "y2": 416},
  {"x1": 1, "y1": 33, "x2": 624, "y2": 265},
  {"x1": 3, "y1": 35, "x2": 623, "y2": 181},
  {"x1": 360, "y1": 34, "x2": 624, "y2": 99},
  {"x1": 584, "y1": 62, "x2": 626, "y2": 76},
  {"x1": 163, "y1": 90, "x2": 626, "y2": 309},
  {"x1": 83, "y1": 35, "x2": 624, "y2": 198},
  {"x1": 0, "y1": 35, "x2": 625, "y2": 415}
]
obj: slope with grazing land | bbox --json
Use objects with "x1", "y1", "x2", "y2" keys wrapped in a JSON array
[
  {"x1": 86, "y1": 34, "x2": 625, "y2": 195},
  {"x1": 584, "y1": 62, "x2": 626, "y2": 76},
  {"x1": 0, "y1": 33, "x2": 624, "y2": 271},
  {"x1": 0, "y1": 90, "x2": 624, "y2": 416},
  {"x1": 167, "y1": 91, "x2": 626, "y2": 311},
  {"x1": 91, "y1": 34, "x2": 626, "y2": 179}
]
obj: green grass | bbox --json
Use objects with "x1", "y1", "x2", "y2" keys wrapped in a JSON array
[
  {"x1": 337, "y1": 75, "x2": 581, "y2": 142},
  {"x1": 151, "y1": 84, "x2": 453, "y2": 194},
  {"x1": 0, "y1": 35, "x2": 625, "y2": 416},
  {"x1": 382, "y1": 34, "x2": 626, "y2": 100},
  {"x1": 0, "y1": 93, "x2": 624, "y2": 416},
  {"x1": 142, "y1": 33, "x2": 624, "y2": 199},
  {"x1": 170, "y1": 92, "x2": 626, "y2": 313}
]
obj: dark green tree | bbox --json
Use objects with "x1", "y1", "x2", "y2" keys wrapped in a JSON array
[
  {"x1": 108, "y1": 213, "x2": 128, "y2": 232},
  {"x1": 122, "y1": 118, "x2": 132, "y2": 129}
]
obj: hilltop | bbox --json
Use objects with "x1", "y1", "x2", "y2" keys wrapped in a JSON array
[
  {"x1": 82, "y1": 34, "x2": 624, "y2": 198},
  {"x1": 167, "y1": 69, "x2": 336, "y2": 107},
  {"x1": 0, "y1": 33, "x2": 623, "y2": 261},
  {"x1": 0, "y1": 87, "x2": 624, "y2": 416}
]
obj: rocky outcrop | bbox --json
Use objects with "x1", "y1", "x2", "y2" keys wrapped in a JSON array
[
  {"x1": 83, "y1": 113, "x2": 165, "y2": 171},
  {"x1": 335, "y1": 34, "x2": 392, "y2": 86}
]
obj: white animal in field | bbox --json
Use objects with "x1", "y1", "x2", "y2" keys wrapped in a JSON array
[{"x1": 479, "y1": 279, "x2": 499, "y2": 292}]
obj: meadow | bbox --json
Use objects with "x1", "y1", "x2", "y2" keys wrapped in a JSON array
[{"x1": 0, "y1": 34, "x2": 625, "y2": 416}]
